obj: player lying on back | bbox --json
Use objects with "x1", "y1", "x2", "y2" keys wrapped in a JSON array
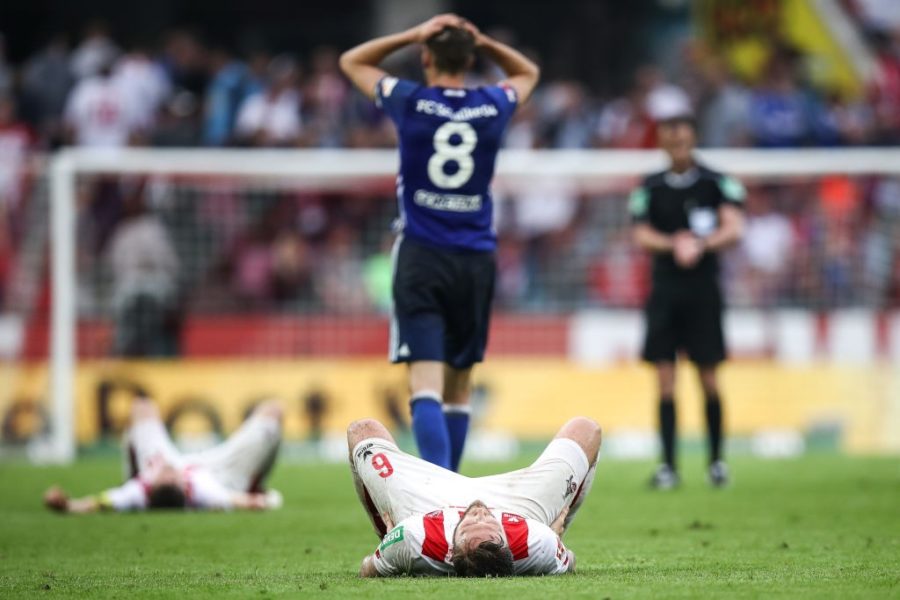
[
  {"x1": 43, "y1": 395, "x2": 284, "y2": 513},
  {"x1": 347, "y1": 417, "x2": 601, "y2": 576},
  {"x1": 340, "y1": 15, "x2": 539, "y2": 472}
]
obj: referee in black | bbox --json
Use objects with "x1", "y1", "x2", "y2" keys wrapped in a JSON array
[{"x1": 629, "y1": 103, "x2": 745, "y2": 489}]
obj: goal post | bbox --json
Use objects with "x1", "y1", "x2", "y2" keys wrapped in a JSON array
[{"x1": 42, "y1": 147, "x2": 900, "y2": 463}]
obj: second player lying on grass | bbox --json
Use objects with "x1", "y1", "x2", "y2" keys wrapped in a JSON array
[
  {"x1": 347, "y1": 416, "x2": 601, "y2": 577},
  {"x1": 44, "y1": 396, "x2": 284, "y2": 512}
]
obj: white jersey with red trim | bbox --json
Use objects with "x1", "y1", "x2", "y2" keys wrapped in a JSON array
[
  {"x1": 372, "y1": 507, "x2": 573, "y2": 577},
  {"x1": 100, "y1": 465, "x2": 233, "y2": 511}
]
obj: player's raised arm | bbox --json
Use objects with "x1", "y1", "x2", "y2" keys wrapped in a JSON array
[
  {"x1": 463, "y1": 21, "x2": 540, "y2": 103},
  {"x1": 340, "y1": 14, "x2": 463, "y2": 100}
]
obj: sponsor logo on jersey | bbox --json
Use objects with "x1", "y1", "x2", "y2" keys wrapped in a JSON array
[
  {"x1": 397, "y1": 343, "x2": 411, "y2": 358},
  {"x1": 355, "y1": 442, "x2": 374, "y2": 460},
  {"x1": 378, "y1": 526, "x2": 405, "y2": 552},
  {"x1": 414, "y1": 99, "x2": 499, "y2": 121},
  {"x1": 413, "y1": 190, "x2": 482, "y2": 212},
  {"x1": 563, "y1": 474, "x2": 577, "y2": 500},
  {"x1": 443, "y1": 89, "x2": 466, "y2": 97}
]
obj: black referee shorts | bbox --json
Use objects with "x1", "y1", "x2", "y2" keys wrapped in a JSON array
[
  {"x1": 641, "y1": 283, "x2": 726, "y2": 366},
  {"x1": 390, "y1": 236, "x2": 496, "y2": 370}
]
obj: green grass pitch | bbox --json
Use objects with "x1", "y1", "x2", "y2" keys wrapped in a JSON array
[{"x1": 1, "y1": 453, "x2": 898, "y2": 598}]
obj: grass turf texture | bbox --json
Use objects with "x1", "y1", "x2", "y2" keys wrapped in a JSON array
[{"x1": 0, "y1": 454, "x2": 898, "y2": 598}]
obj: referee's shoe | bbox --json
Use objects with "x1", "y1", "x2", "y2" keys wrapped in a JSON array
[
  {"x1": 649, "y1": 464, "x2": 680, "y2": 490},
  {"x1": 708, "y1": 460, "x2": 730, "y2": 488}
]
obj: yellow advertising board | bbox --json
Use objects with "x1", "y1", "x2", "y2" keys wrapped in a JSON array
[{"x1": 4, "y1": 359, "x2": 899, "y2": 453}]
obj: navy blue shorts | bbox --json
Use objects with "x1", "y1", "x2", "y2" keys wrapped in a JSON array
[{"x1": 390, "y1": 237, "x2": 496, "y2": 369}]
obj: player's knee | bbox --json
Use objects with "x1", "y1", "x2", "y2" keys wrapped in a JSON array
[
  {"x1": 558, "y1": 417, "x2": 602, "y2": 464},
  {"x1": 346, "y1": 418, "x2": 388, "y2": 448},
  {"x1": 255, "y1": 399, "x2": 285, "y2": 423},
  {"x1": 130, "y1": 396, "x2": 160, "y2": 422}
]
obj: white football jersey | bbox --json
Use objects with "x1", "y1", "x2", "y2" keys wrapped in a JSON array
[
  {"x1": 100, "y1": 465, "x2": 234, "y2": 511},
  {"x1": 64, "y1": 76, "x2": 140, "y2": 147},
  {"x1": 372, "y1": 506, "x2": 573, "y2": 577}
]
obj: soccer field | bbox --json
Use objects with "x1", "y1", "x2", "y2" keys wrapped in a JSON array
[{"x1": 1, "y1": 454, "x2": 897, "y2": 598}]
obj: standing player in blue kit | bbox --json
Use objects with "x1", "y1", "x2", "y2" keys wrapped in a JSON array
[{"x1": 340, "y1": 14, "x2": 539, "y2": 471}]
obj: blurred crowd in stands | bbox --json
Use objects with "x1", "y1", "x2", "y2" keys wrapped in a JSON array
[{"x1": 0, "y1": 6, "x2": 899, "y2": 344}]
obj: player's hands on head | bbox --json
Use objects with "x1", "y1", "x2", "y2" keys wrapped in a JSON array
[
  {"x1": 44, "y1": 486, "x2": 69, "y2": 512},
  {"x1": 459, "y1": 18, "x2": 487, "y2": 47},
  {"x1": 673, "y1": 230, "x2": 704, "y2": 268},
  {"x1": 412, "y1": 13, "x2": 466, "y2": 43}
]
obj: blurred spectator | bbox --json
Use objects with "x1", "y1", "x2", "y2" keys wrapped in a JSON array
[
  {"x1": 740, "y1": 189, "x2": 794, "y2": 307},
  {"x1": 303, "y1": 46, "x2": 350, "y2": 147},
  {"x1": 21, "y1": 35, "x2": 72, "y2": 145},
  {"x1": 234, "y1": 55, "x2": 303, "y2": 147},
  {"x1": 540, "y1": 81, "x2": 594, "y2": 148},
  {"x1": 697, "y1": 60, "x2": 751, "y2": 147},
  {"x1": 63, "y1": 53, "x2": 143, "y2": 147},
  {"x1": 748, "y1": 49, "x2": 813, "y2": 147},
  {"x1": 596, "y1": 66, "x2": 672, "y2": 148},
  {"x1": 589, "y1": 230, "x2": 648, "y2": 306},
  {"x1": 69, "y1": 21, "x2": 120, "y2": 81},
  {"x1": 230, "y1": 223, "x2": 276, "y2": 307},
  {"x1": 315, "y1": 223, "x2": 367, "y2": 313},
  {"x1": 113, "y1": 41, "x2": 172, "y2": 132},
  {"x1": 270, "y1": 229, "x2": 315, "y2": 306},
  {"x1": 868, "y1": 29, "x2": 900, "y2": 144},
  {"x1": 362, "y1": 234, "x2": 393, "y2": 313},
  {"x1": 150, "y1": 90, "x2": 202, "y2": 147},
  {"x1": 159, "y1": 30, "x2": 208, "y2": 97},
  {"x1": 105, "y1": 183, "x2": 181, "y2": 356},
  {"x1": 203, "y1": 46, "x2": 256, "y2": 146},
  {"x1": 0, "y1": 94, "x2": 27, "y2": 311},
  {"x1": 0, "y1": 96, "x2": 35, "y2": 212}
]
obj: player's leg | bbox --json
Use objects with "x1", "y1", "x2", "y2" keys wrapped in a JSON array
[
  {"x1": 347, "y1": 419, "x2": 396, "y2": 536},
  {"x1": 391, "y1": 237, "x2": 452, "y2": 469},
  {"x1": 443, "y1": 365, "x2": 472, "y2": 473},
  {"x1": 408, "y1": 360, "x2": 451, "y2": 469},
  {"x1": 685, "y1": 286, "x2": 729, "y2": 487},
  {"x1": 698, "y1": 365, "x2": 725, "y2": 477},
  {"x1": 474, "y1": 417, "x2": 599, "y2": 528},
  {"x1": 442, "y1": 248, "x2": 495, "y2": 472},
  {"x1": 187, "y1": 400, "x2": 284, "y2": 492},
  {"x1": 127, "y1": 395, "x2": 183, "y2": 473},
  {"x1": 654, "y1": 361, "x2": 678, "y2": 479},
  {"x1": 643, "y1": 291, "x2": 680, "y2": 489},
  {"x1": 552, "y1": 417, "x2": 602, "y2": 532}
]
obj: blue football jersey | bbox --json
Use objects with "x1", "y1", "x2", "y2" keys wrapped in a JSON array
[{"x1": 375, "y1": 76, "x2": 518, "y2": 252}]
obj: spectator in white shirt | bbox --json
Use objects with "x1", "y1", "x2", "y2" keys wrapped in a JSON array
[
  {"x1": 234, "y1": 54, "x2": 303, "y2": 146},
  {"x1": 64, "y1": 55, "x2": 143, "y2": 147}
]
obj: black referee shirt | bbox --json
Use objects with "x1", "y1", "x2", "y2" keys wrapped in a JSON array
[{"x1": 629, "y1": 163, "x2": 745, "y2": 288}]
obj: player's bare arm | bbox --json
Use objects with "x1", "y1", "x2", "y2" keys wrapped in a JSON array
[
  {"x1": 229, "y1": 491, "x2": 282, "y2": 511},
  {"x1": 44, "y1": 486, "x2": 108, "y2": 514},
  {"x1": 461, "y1": 20, "x2": 540, "y2": 102},
  {"x1": 339, "y1": 14, "x2": 463, "y2": 99}
]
